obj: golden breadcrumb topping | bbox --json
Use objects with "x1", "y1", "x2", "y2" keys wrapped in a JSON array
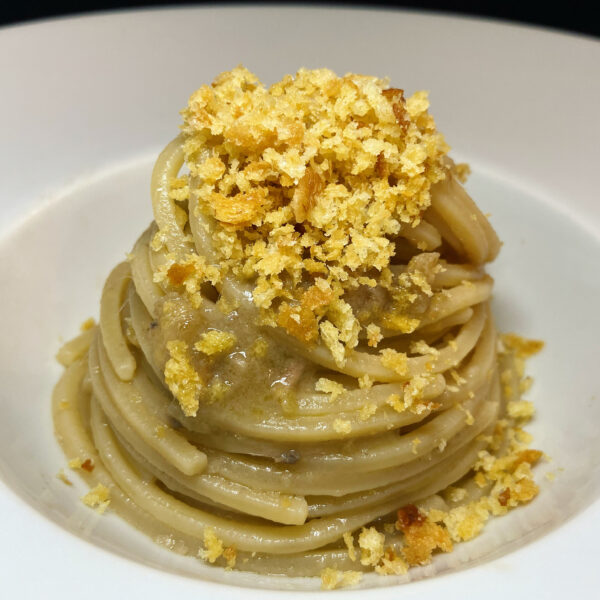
[
  {"x1": 386, "y1": 393, "x2": 403, "y2": 412},
  {"x1": 404, "y1": 374, "x2": 436, "y2": 409},
  {"x1": 456, "y1": 402, "x2": 475, "y2": 425},
  {"x1": 426, "y1": 432, "x2": 542, "y2": 545},
  {"x1": 194, "y1": 329, "x2": 237, "y2": 355},
  {"x1": 385, "y1": 374, "x2": 436, "y2": 415},
  {"x1": 366, "y1": 323, "x2": 383, "y2": 347},
  {"x1": 333, "y1": 418, "x2": 352, "y2": 434},
  {"x1": 359, "y1": 402, "x2": 378, "y2": 421},
  {"x1": 343, "y1": 531, "x2": 357, "y2": 562},
  {"x1": 155, "y1": 255, "x2": 221, "y2": 310},
  {"x1": 68, "y1": 457, "x2": 95, "y2": 472},
  {"x1": 410, "y1": 340, "x2": 439, "y2": 356},
  {"x1": 454, "y1": 162, "x2": 471, "y2": 183},
  {"x1": 81, "y1": 483, "x2": 110, "y2": 514},
  {"x1": 199, "y1": 527, "x2": 224, "y2": 563},
  {"x1": 320, "y1": 567, "x2": 362, "y2": 590},
  {"x1": 168, "y1": 67, "x2": 449, "y2": 366},
  {"x1": 197, "y1": 528, "x2": 237, "y2": 568},
  {"x1": 164, "y1": 340, "x2": 203, "y2": 416},
  {"x1": 358, "y1": 374, "x2": 373, "y2": 389},
  {"x1": 341, "y1": 383, "x2": 544, "y2": 577},
  {"x1": 396, "y1": 505, "x2": 453, "y2": 565},
  {"x1": 501, "y1": 333, "x2": 545, "y2": 358},
  {"x1": 507, "y1": 400, "x2": 535, "y2": 419},
  {"x1": 445, "y1": 486, "x2": 467, "y2": 503},
  {"x1": 374, "y1": 548, "x2": 408, "y2": 575},
  {"x1": 358, "y1": 526, "x2": 385, "y2": 566},
  {"x1": 80, "y1": 317, "x2": 96, "y2": 331},
  {"x1": 449, "y1": 368, "x2": 466, "y2": 385},
  {"x1": 56, "y1": 469, "x2": 72, "y2": 486},
  {"x1": 379, "y1": 348, "x2": 409, "y2": 376},
  {"x1": 315, "y1": 377, "x2": 345, "y2": 401},
  {"x1": 222, "y1": 546, "x2": 237, "y2": 570}
]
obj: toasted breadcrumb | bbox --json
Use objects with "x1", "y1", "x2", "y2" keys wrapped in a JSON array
[
  {"x1": 359, "y1": 402, "x2": 378, "y2": 422},
  {"x1": 168, "y1": 175, "x2": 190, "y2": 201},
  {"x1": 454, "y1": 162, "x2": 471, "y2": 183},
  {"x1": 343, "y1": 531, "x2": 357, "y2": 561},
  {"x1": 396, "y1": 505, "x2": 453, "y2": 565},
  {"x1": 68, "y1": 457, "x2": 94, "y2": 472},
  {"x1": 56, "y1": 469, "x2": 72, "y2": 486},
  {"x1": 441, "y1": 504, "x2": 488, "y2": 541},
  {"x1": 450, "y1": 368, "x2": 466, "y2": 385},
  {"x1": 409, "y1": 339, "x2": 439, "y2": 356},
  {"x1": 457, "y1": 403, "x2": 475, "y2": 425},
  {"x1": 411, "y1": 438, "x2": 422, "y2": 454},
  {"x1": 155, "y1": 255, "x2": 221, "y2": 309},
  {"x1": 315, "y1": 377, "x2": 345, "y2": 402},
  {"x1": 474, "y1": 472, "x2": 487, "y2": 488},
  {"x1": 199, "y1": 527, "x2": 224, "y2": 563},
  {"x1": 375, "y1": 548, "x2": 409, "y2": 575},
  {"x1": 81, "y1": 484, "x2": 110, "y2": 514},
  {"x1": 366, "y1": 324, "x2": 383, "y2": 348},
  {"x1": 500, "y1": 368, "x2": 514, "y2": 399},
  {"x1": 520, "y1": 376, "x2": 533, "y2": 394},
  {"x1": 358, "y1": 527, "x2": 385, "y2": 566},
  {"x1": 164, "y1": 340, "x2": 203, "y2": 417},
  {"x1": 222, "y1": 546, "x2": 237, "y2": 569},
  {"x1": 80, "y1": 317, "x2": 96, "y2": 331},
  {"x1": 507, "y1": 400, "x2": 535, "y2": 420},
  {"x1": 501, "y1": 333, "x2": 545, "y2": 358},
  {"x1": 445, "y1": 486, "x2": 467, "y2": 503},
  {"x1": 333, "y1": 418, "x2": 352, "y2": 434},
  {"x1": 380, "y1": 348, "x2": 409, "y2": 376},
  {"x1": 320, "y1": 568, "x2": 362, "y2": 590},
  {"x1": 386, "y1": 393, "x2": 405, "y2": 413},
  {"x1": 320, "y1": 320, "x2": 346, "y2": 367},
  {"x1": 194, "y1": 330, "x2": 237, "y2": 355},
  {"x1": 404, "y1": 374, "x2": 435, "y2": 409},
  {"x1": 358, "y1": 374, "x2": 373, "y2": 389},
  {"x1": 382, "y1": 313, "x2": 421, "y2": 334}
]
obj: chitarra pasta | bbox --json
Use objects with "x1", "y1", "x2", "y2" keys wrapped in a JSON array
[{"x1": 53, "y1": 68, "x2": 544, "y2": 588}]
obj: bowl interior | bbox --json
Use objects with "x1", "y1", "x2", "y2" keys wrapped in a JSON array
[{"x1": 0, "y1": 155, "x2": 598, "y2": 589}]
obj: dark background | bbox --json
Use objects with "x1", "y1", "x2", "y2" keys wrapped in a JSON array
[{"x1": 1, "y1": 0, "x2": 599, "y2": 39}]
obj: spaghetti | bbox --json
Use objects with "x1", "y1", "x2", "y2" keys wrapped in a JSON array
[{"x1": 53, "y1": 67, "x2": 543, "y2": 584}]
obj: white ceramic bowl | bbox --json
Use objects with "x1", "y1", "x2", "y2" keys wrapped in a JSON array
[{"x1": 0, "y1": 7, "x2": 599, "y2": 599}]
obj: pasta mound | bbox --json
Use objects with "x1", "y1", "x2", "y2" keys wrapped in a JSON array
[
  {"x1": 52, "y1": 65, "x2": 548, "y2": 587},
  {"x1": 169, "y1": 66, "x2": 449, "y2": 365}
]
